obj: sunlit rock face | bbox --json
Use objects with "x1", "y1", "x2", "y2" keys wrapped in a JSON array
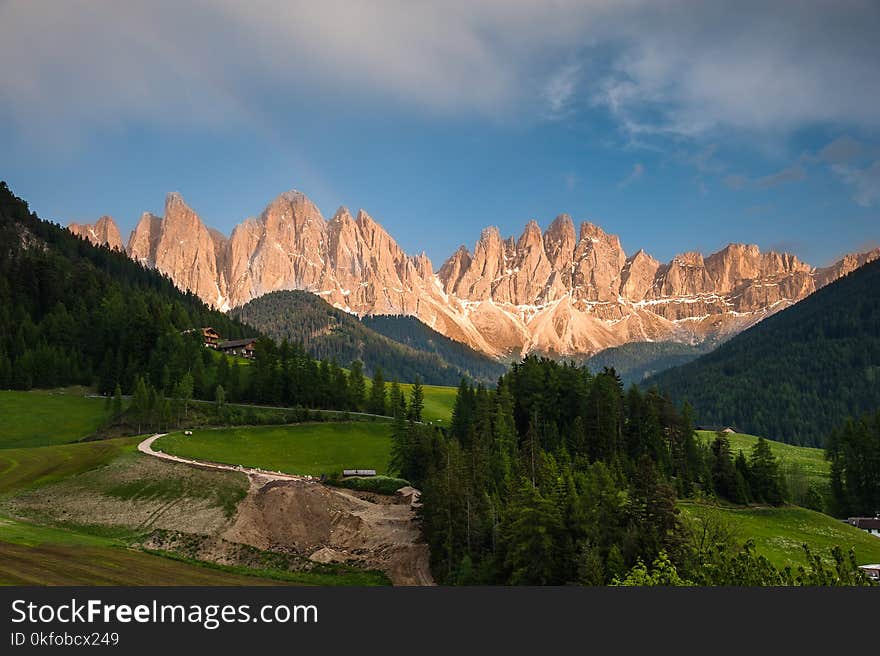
[{"x1": 73, "y1": 191, "x2": 880, "y2": 359}]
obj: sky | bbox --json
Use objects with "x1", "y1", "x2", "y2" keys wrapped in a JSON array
[{"x1": 1, "y1": 0, "x2": 879, "y2": 267}]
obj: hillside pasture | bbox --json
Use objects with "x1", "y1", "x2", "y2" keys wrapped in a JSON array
[
  {"x1": 696, "y1": 430, "x2": 830, "y2": 492},
  {"x1": 0, "y1": 389, "x2": 117, "y2": 449},
  {"x1": 397, "y1": 382, "x2": 457, "y2": 424},
  {"x1": 680, "y1": 502, "x2": 880, "y2": 568},
  {"x1": 0, "y1": 438, "x2": 136, "y2": 496},
  {"x1": 155, "y1": 422, "x2": 393, "y2": 477}
]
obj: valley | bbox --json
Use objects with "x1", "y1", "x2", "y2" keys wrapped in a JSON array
[{"x1": 2, "y1": 180, "x2": 879, "y2": 588}]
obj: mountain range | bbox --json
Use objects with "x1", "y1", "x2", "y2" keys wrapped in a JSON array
[{"x1": 68, "y1": 189, "x2": 880, "y2": 359}]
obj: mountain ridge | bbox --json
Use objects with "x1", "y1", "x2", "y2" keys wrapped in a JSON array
[
  {"x1": 646, "y1": 257, "x2": 880, "y2": 446},
  {"x1": 68, "y1": 189, "x2": 880, "y2": 359}
]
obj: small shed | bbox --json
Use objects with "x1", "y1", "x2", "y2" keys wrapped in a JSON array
[
  {"x1": 858, "y1": 564, "x2": 880, "y2": 581},
  {"x1": 342, "y1": 469, "x2": 377, "y2": 477}
]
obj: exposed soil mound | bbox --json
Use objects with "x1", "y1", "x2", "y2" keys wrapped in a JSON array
[{"x1": 225, "y1": 475, "x2": 434, "y2": 585}]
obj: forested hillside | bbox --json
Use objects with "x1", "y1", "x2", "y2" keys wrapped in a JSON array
[
  {"x1": 0, "y1": 182, "x2": 387, "y2": 421},
  {"x1": 388, "y1": 357, "x2": 866, "y2": 585},
  {"x1": 648, "y1": 259, "x2": 880, "y2": 446},
  {"x1": 584, "y1": 340, "x2": 713, "y2": 386},
  {"x1": 361, "y1": 314, "x2": 507, "y2": 381},
  {"x1": 231, "y1": 290, "x2": 502, "y2": 385},
  {"x1": 0, "y1": 181, "x2": 247, "y2": 392}
]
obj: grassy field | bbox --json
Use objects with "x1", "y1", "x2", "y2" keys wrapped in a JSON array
[
  {"x1": 397, "y1": 382, "x2": 456, "y2": 424},
  {"x1": 0, "y1": 388, "x2": 116, "y2": 449},
  {"x1": 696, "y1": 430, "x2": 829, "y2": 489},
  {"x1": 680, "y1": 502, "x2": 880, "y2": 568},
  {"x1": 155, "y1": 422, "x2": 394, "y2": 476},
  {"x1": 0, "y1": 437, "x2": 137, "y2": 496},
  {"x1": 0, "y1": 516, "x2": 386, "y2": 585}
]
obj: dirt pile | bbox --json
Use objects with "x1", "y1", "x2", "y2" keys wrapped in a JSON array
[{"x1": 225, "y1": 475, "x2": 434, "y2": 585}]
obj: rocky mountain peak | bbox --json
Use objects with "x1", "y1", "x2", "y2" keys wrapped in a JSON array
[
  {"x1": 68, "y1": 215, "x2": 123, "y2": 251},
  {"x1": 71, "y1": 188, "x2": 880, "y2": 359}
]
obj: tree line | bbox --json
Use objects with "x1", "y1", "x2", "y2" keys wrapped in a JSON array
[
  {"x1": 0, "y1": 181, "x2": 405, "y2": 420},
  {"x1": 826, "y1": 410, "x2": 880, "y2": 517},
  {"x1": 388, "y1": 357, "x2": 798, "y2": 585}
]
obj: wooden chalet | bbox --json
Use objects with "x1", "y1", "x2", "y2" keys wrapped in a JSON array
[
  {"x1": 218, "y1": 337, "x2": 258, "y2": 359},
  {"x1": 201, "y1": 327, "x2": 221, "y2": 349},
  {"x1": 181, "y1": 326, "x2": 222, "y2": 349}
]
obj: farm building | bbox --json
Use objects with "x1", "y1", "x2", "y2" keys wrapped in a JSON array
[
  {"x1": 343, "y1": 469, "x2": 377, "y2": 477},
  {"x1": 858, "y1": 564, "x2": 880, "y2": 581},
  {"x1": 219, "y1": 337, "x2": 258, "y2": 359},
  {"x1": 201, "y1": 327, "x2": 221, "y2": 349},
  {"x1": 183, "y1": 327, "x2": 222, "y2": 349},
  {"x1": 846, "y1": 516, "x2": 880, "y2": 537},
  {"x1": 696, "y1": 425, "x2": 739, "y2": 434}
]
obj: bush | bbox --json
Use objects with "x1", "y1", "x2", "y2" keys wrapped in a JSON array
[{"x1": 330, "y1": 475, "x2": 410, "y2": 496}]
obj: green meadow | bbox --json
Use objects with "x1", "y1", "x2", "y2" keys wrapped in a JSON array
[
  {"x1": 0, "y1": 391, "x2": 391, "y2": 585},
  {"x1": 695, "y1": 430, "x2": 830, "y2": 490},
  {"x1": 397, "y1": 382, "x2": 457, "y2": 424},
  {"x1": 0, "y1": 388, "x2": 117, "y2": 449},
  {"x1": 155, "y1": 421, "x2": 394, "y2": 476},
  {"x1": 0, "y1": 516, "x2": 385, "y2": 585},
  {"x1": 680, "y1": 502, "x2": 880, "y2": 568}
]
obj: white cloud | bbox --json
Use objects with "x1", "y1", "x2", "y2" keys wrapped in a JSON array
[
  {"x1": 819, "y1": 135, "x2": 864, "y2": 164},
  {"x1": 543, "y1": 64, "x2": 580, "y2": 118},
  {"x1": 1, "y1": 1, "x2": 879, "y2": 145},
  {"x1": 755, "y1": 164, "x2": 807, "y2": 189},
  {"x1": 833, "y1": 161, "x2": 880, "y2": 207},
  {"x1": 618, "y1": 163, "x2": 644, "y2": 189}
]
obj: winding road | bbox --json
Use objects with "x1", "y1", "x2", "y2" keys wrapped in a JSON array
[{"x1": 137, "y1": 433, "x2": 314, "y2": 482}]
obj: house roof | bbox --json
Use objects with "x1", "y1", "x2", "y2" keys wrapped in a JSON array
[
  {"x1": 848, "y1": 517, "x2": 880, "y2": 530},
  {"x1": 219, "y1": 338, "x2": 258, "y2": 349}
]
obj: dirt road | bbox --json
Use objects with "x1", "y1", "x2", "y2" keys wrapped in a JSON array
[
  {"x1": 138, "y1": 433, "x2": 310, "y2": 482},
  {"x1": 137, "y1": 434, "x2": 435, "y2": 585}
]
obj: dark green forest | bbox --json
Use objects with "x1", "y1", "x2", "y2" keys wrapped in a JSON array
[
  {"x1": 826, "y1": 411, "x2": 880, "y2": 517},
  {"x1": 584, "y1": 340, "x2": 714, "y2": 386},
  {"x1": 387, "y1": 358, "x2": 816, "y2": 585},
  {"x1": 647, "y1": 259, "x2": 880, "y2": 446},
  {"x1": 231, "y1": 290, "x2": 503, "y2": 385},
  {"x1": 362, "y1": 314, "x2": 508, "y2": 382},
  {"x1": 0, "y1": 182, "x2": 382, "y2": 419},
  {"x1": 0, "y1": 181, "x2": 248, "y2": 392}
]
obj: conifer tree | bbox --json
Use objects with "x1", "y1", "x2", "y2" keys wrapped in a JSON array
[
  {"x1": 408, "y1": 377, "x2": 424, "y2": 422},
  {"x1": 368, "y1": 368, "x2": 387, "y2": 415},
  {"x1": 348, "y1": 360, "x2": 366, "y2": 411}
]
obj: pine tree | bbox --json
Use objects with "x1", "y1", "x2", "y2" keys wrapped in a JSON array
[
  {"x1": 389, "y1": 380, "x2": 405, "y2": 418},
  {"x1": 131, "y1": 375, "x2": 149, "y2": 434},
  {"x1": 112, "y1": 383, "x2": 123, "y2": 417},
  {"x1": 368, "y1": 368, "x2": 387, "y2": 416},
  {"x1": 748, "y1": 437, "x2": 786, "y2": 505},
  {"x1": 215, "y1": 384, "x2": 226, "y2": 424},
  {"x1": 501, "y1": 479, "x2": 562, "y2": 584},
  {"x1": 408, "y1": 377, "x2": 424, "y2": 422},
  {"x1": 177, "y1": 371, "x2": 194, "y2": 419},
  {"x1": 710, "y1": 434, "x2": 741, "y2": 502},
  {"x1": 348, "y1": 360, "x2": 366, "y2": 411}
]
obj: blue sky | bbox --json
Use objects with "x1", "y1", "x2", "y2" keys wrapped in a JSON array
[{"x1": 1, "y1": 1, "x2": 878, "y2": 267}]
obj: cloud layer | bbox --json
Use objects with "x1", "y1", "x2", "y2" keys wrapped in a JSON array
[{"x1": 2, "y1": 0, "x2": 879, "y2": 144}]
